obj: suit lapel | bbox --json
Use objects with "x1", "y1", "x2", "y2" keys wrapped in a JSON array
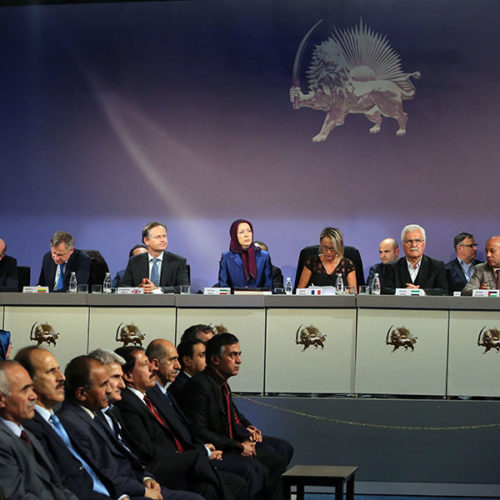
[{"x1": 415, "y1": 256, "x2": 429, "y2": 287}]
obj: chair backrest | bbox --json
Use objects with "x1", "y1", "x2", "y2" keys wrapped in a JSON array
[
  {"x1": 82, "y1": 250, "x2": 109, "y2": 285},
  {"x1": 293, "y1": 244, "x2": 365, "y2": 291},
  {"x1": 16, "y1": 266, "x2": 31, "y2": 291}
]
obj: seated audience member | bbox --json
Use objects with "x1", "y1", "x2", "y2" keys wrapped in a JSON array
[
  {"x1": 167, "y1": 338, "x2": 207, "y2": 402},
  {"x1": 0, "y1": 238, "x2": 18, "y2": 292},
  {"x1": 254, "y1": 241, "x2": 284, "y2": 290},
  {"x1": 462, "y1": 236, "x2": 500, "y2": 295},
  {"x1": 0, "y1": 329, "x2": 12, "y2": 360},
  {"x1": 58, "y1": 355, "x2": 173, "y2": 500},
  {"x1": 382, "y1": 224, "x2": 448, "y2": 295},
  {"x1": 38, "y1": 231, "x2": 96, "y2": 292},
  {"x1": 16, "y1": 346, "x2": 112, "y2": 499},
  {"x1": 181, "y1": 333, "x2": 294, "y2": 500},
  {"x1": 297, "y1": 227, "x2": 357, "y2": 291},
  {"x1": 367, "y1": 238, "x2": 399, "y2": 287},
  {"x1": 0, "y1": 360, "x2": 78, "y2": 500},
  {"x1": 445, "y1": 232, "x2": 482, "y2": 294},
  {"x1": 218, "y1": 219, "x2": 273, "y2": 290},
  {"x1": 120, "y1": 221, "x2": 189, "y2": 294},
  {"x1": 180, "y1": 324, "x2": 215, "y2": 343},
  {"x1": 115, "y1": 345, "x2": 248, "y2": 500},
  {"x1": 113, "y1": 244, "x2": 148, "y2": 287}
]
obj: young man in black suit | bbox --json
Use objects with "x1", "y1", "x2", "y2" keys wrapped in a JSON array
[{"x1": 181, "y1": 334, "x2": 294, "y2": 500}]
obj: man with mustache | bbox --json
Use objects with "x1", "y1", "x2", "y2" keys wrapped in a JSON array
[
  {"x1": 462, "y1": 236, "x2": 500, "y2": 295},
  {"x1": 16, "y1": 346, "x2": 112, "y2": 499},
  {"x1": 382, "y1": 224, "x2": 448, "y2": 295},
  {"x1": 0, "y1": 359, "x2": 77, "y2": 499}
]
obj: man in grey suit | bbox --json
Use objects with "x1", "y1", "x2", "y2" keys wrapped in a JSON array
[
  {"x1": 462, "y1": 236, "x2": 500, "y2": 295},
  {"x1": 120, "y1": 222, "x2": 189, "y2": 294},
  {"x1": 0, "y1": 359, "x2": 77, "y2": 500}
]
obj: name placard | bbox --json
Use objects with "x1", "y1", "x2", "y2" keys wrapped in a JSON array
[
  {"x1": 296, "y1": 287, "x2": 336, "y2": 296},
  {"x1": 472, "y1": 289, "x2": 500, "y2": 297},
  {"x1": 395, "y1": 288, "x2": 425, "y2": 296},
  {"x1": 117, "y1": 287, "x2": 144, "y2": 295},
  {"x1": 23, "y1": 286, "x2": 49, "y2": 294},
  {"x1": 204, "y1": 287, "x2": 231, "y2": 295}
]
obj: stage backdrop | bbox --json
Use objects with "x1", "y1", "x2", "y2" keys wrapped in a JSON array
[{"x1": 0, "y1": 0, "x2": 498, "y2": 291}]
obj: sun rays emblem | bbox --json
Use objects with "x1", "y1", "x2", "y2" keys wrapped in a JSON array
[{"x1": 290, "y1": 19, "x2": 421, "y2": 142}]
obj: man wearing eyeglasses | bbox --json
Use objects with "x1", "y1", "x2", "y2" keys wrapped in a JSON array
[
  {"x1": 0, "y1": 238, "x2": 18, "y2": 292},
  {"x1": 462, "y1": 236, "x2": 500, "y2": 295},
  {"x1": 445, "y1": 233, "x2": 482, "y2": 293},
  {"x1": 382, "y1": 224, "x2": 448, "y2": 295}
]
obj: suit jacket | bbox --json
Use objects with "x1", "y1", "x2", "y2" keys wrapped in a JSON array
[
  {"x1": 382, "y1": 255, "x2": 448, "y2": 295},
  {"x1": 116, "y1": 387, "x2": 228, "y2": 496},
  {"x1": 462, "y1": 263, "x2": 498, "y2": 295},
  {"x1": 168, "y1": 371, "x2": 191, "y2": 403},
  {"x1": 180, "y1": 368, "x2": 252, "y2": 453},
  {"x1": 445, "y1": 258, "x2": 482, "y2": 294},
  {"x1": 57, "y1": 401, "x2": 150, "y2": 498},
  {"x1": 38, "y1": 249, "x2": 94, "y2": 292},
  {"x1": 271, "y1": 265, "x2": 284, "y2": 290},
  {"x1": 0, "y1": 419, "x2": 77, "y2": 500},
  {"x1": 218, "y1": 250, "x2": 272, "y2": 290},
  {"x1": 120, "y1": 251, "x2": 189, "y2": 293},
  {"x1": 0, "y1": 254, "x2": 18, "y2": 292},
  {"x1": 23, "y1": 411, "x2": 112, "y2": 500}
]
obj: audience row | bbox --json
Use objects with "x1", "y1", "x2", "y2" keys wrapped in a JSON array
[
  {"x1": 1, "y1": 221, "x2": 498, "y2": 296},
  {"x1": 0, "y1": 326, "x2": 293, "y2": 499}
]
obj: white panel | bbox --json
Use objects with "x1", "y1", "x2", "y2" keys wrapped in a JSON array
[
  {"x1": 448, "y1": 311, "x2": 500, "y2": 397},
  {"x1": 356, "y1": 309, "x2": 448, "y2": 396},
  {"x1": 88, "y1": 307, "x2": 176, "y2": 353},
  {"x1": 265, "y1": 308, "x2": 356, "y2": 393},
  {"x1": 176, "y1": 308, "x2": 265, "y2": 393},
  {"x1": 4, "y1": 306, "x2": 88, "y2": 371}
]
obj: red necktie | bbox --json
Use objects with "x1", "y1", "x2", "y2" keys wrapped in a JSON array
[
  {"x1": 222, "y1": 383, "x2": 234, "y2": 438},
  {"x1": 20, "y1": 430, "x2": 33, "y2": 449},
  {"x1": 144, "y1": 395, "x2": 184, "y2": 453}
]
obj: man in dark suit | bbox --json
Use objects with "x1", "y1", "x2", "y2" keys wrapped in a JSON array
[
  {"x1": 167, "y1": 338, "x2": 207, "y2": 402},
  {"x1": 115, "y1": 345, "x2": 248, "y2": 500},
  {"x1": 0, "y1": 359, "x2": 77, "y2": 500},
  {"x1": 15, "y1": 346, "x2": 112, "y2": 499},
  {"x1": 382, "y1": 224, "x2": 448, "y2": 295},
  {"x1": 147, "y1": 339, "x2": 264, "y2": 499},
  {"x1": 445, "y1": 232, "x2": 482, "y2": 294},
  {"x1": 58, "y1": 355, "x2": 191, "y2": 500},
  {"x1": 38, "y1": 231, "x2": 96, "y2": 292},
  {"x1": 0, "y1": 238, "x2": 18, "y2": 292},
  {"x1": 120, "y1": 221, "x2": 189, "y2": 294},
  {"x1": 181, "y1": 334, "x2": 294, "y2": 500},
  {"x1": 366, "y1": 238, "x2": 399, "y2": 287}
]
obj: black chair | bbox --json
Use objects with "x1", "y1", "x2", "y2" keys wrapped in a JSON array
[
  {"x1": 82, "y1": 250, "x2": 109, "y2": 285},
  {"x1": 293, "y1": 245, "x2": 365, "y2": 292},
  {"x1": 16, "y1": 266, "x2": 30, "y2": 291}
]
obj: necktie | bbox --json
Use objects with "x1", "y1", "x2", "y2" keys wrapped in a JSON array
[
  {"x1": 55, "y1": 264, "x2": 65, "y2": 291},
  {"x1": 222, "y1": 383, "x2": 234, "y2": 439},
  {"x1": 150, "y1": 258, "x2": 160, "y2": 286},
  {"x1": 50, "y1": 414, "x2": 109, "y2": 496},
  {"x1": 496, "y1": 270, "x2": 500, "y2": 290},
  {"x1": 20, "y1": 429, "x2": 33, "y2": 449},
  {"x1": 144, "y1": 395, "x2": 184, "y2": 452}
]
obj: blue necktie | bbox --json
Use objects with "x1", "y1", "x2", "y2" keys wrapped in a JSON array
[
  {"x1": 55, "y1": 264, "x2": 64, "y2": 291},
  {"x1": 49, "y1": 414, "x2": 109, "y2": 496},
  {"x1": 150, "y1": 258, "x2": 160, "y2": 286}
]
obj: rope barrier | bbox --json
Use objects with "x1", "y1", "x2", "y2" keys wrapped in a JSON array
[{"x1": 235, "y1": 395, "x2": 500, "y2": 431}]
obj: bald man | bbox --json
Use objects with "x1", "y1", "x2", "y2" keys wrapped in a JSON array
[
  {"x1": 367, "y1": 238, "x2": 399, "y2": 287},
  {"x1": 0, "y1": 238, "x2": 18, "y2": 292},
  {"x1": 462, "y1": 236, "x2": 500, "y2": 295}
]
